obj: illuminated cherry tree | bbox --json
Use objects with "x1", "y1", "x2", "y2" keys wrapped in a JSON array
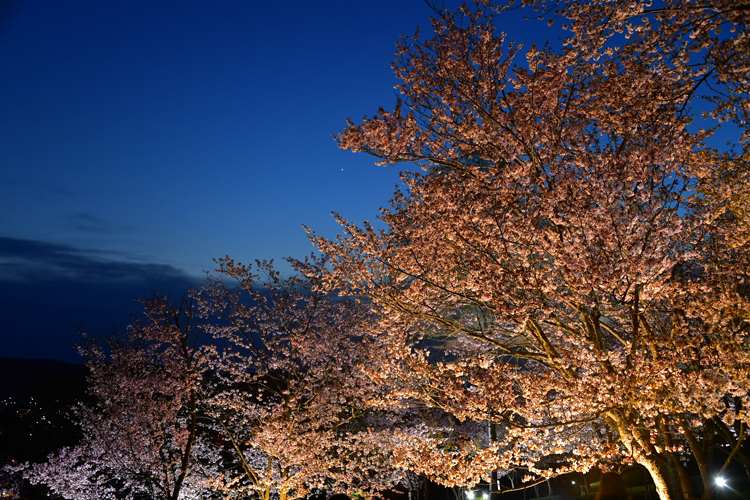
[
  {"x1": 192, "y1": 256, "x2": 411, "y2": 500},
  {"x1": 311, "y1": 2, "x2": 749, "y2": 499},
  {"x1": 24, "y1": 296, "x2": 220, "y2": 500},
  {"x1": 23, "y1": 259, "x2": 414, "y2": 500}
]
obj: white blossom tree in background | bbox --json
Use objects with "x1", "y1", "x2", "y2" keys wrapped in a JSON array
[
  {"x1": 22, "y1": 258, "x2": 421, "y2": 500},
  {"x1": 24, "y1": 296, "x2": 220, "y2": 500}
]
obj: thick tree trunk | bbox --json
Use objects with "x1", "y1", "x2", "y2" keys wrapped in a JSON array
[
  {"x1": 638, "y1": 454, "x2": 688, "y2": 500},
  {"x1": 608, "y1": 412, "x2": 694, "y2": 500}
]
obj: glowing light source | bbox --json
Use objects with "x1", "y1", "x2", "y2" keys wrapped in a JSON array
[
  {"x1": 466, "y1": 491, "x2": 475, "y2": 499},
  {"x1": 715, "y1": 476, "x2": 728, "y2": 488},
  {"x1": 482, "y1": 493, "x2": 489, "y2": 500}
]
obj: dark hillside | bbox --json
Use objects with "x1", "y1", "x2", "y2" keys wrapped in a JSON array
[
  {"x1": 0, "y1": 358, "x2": 87, "y2": 402},
  {"x1": 0, "y1": 358, "x2": 88, "y2": 464}
]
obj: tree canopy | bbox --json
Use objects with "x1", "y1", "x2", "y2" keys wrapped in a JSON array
[{"x1": 311, "y1": 1, "x2": 750, "y2": 499}]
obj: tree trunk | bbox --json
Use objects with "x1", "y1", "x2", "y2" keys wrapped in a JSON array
[
  {"x1": 489, "y1": 421, "x2": 500, "y2": 500},
  {"x1": 280, "y1": 466, "x2": 289, "y2": 500},
  {"x1": 170, "y1": 387, "x2": 198, "y2": 500},
  {"x1": 659, "y1": 417, "x2": 697, "y2": 500},
  {"x1": 680, "y1": 419, "x2": 714, "y2": 500},
  {"x1": 637, "y1": 452, "x2": 691, "y2": 500},
  {"x1": 608, "y1": 412, "x2": 695, "y2": 500}
]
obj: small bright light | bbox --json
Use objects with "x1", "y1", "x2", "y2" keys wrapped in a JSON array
[
  {"x1": 571, "y1": 480, "x2": 576, "y2": 485},
  {"x1": 482, "y1": 493, "x2": 489, "y2": 500},
  {"x1": 466, "y1": 492, "x2": 475, "y2": 499},
  {"x1": 715, "y1": 476, "x2": 728, "y2": 488}
]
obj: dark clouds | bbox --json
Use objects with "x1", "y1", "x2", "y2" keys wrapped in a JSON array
[
  {"x1": 0, "y1": 236, "x2": 202, "y2": 363},
  {"x1": 0, "y1": 236, "x2": 195, "y2": 283},
  {"x1": 63, "y1": 212, "x2": 137, "y2": 235}
]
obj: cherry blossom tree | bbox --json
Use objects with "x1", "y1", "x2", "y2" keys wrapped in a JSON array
[
  {"x1": 193, "y1": 256, "x2": 412, "y2": 500},
  {"x1": 311, "y1": 2, "x2": 749, "y2": 499},
  {"x1": 515, "y1": 0, "x2": 749, "y2": 136},
  {"x1": 21, "y1": 257, "x2": 422, "y2": 500},
  {"x1": 24, "y1": 296, "x2": 220, "y2": 500}
]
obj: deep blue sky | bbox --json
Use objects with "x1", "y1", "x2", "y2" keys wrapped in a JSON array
[{"x1": 1, "y1": 0, "x2": 552, "y2": 363}]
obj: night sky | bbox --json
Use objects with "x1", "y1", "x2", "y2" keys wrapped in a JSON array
[{"x1": 1, "y1": 1, "x2": 552, "y2": 363}]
